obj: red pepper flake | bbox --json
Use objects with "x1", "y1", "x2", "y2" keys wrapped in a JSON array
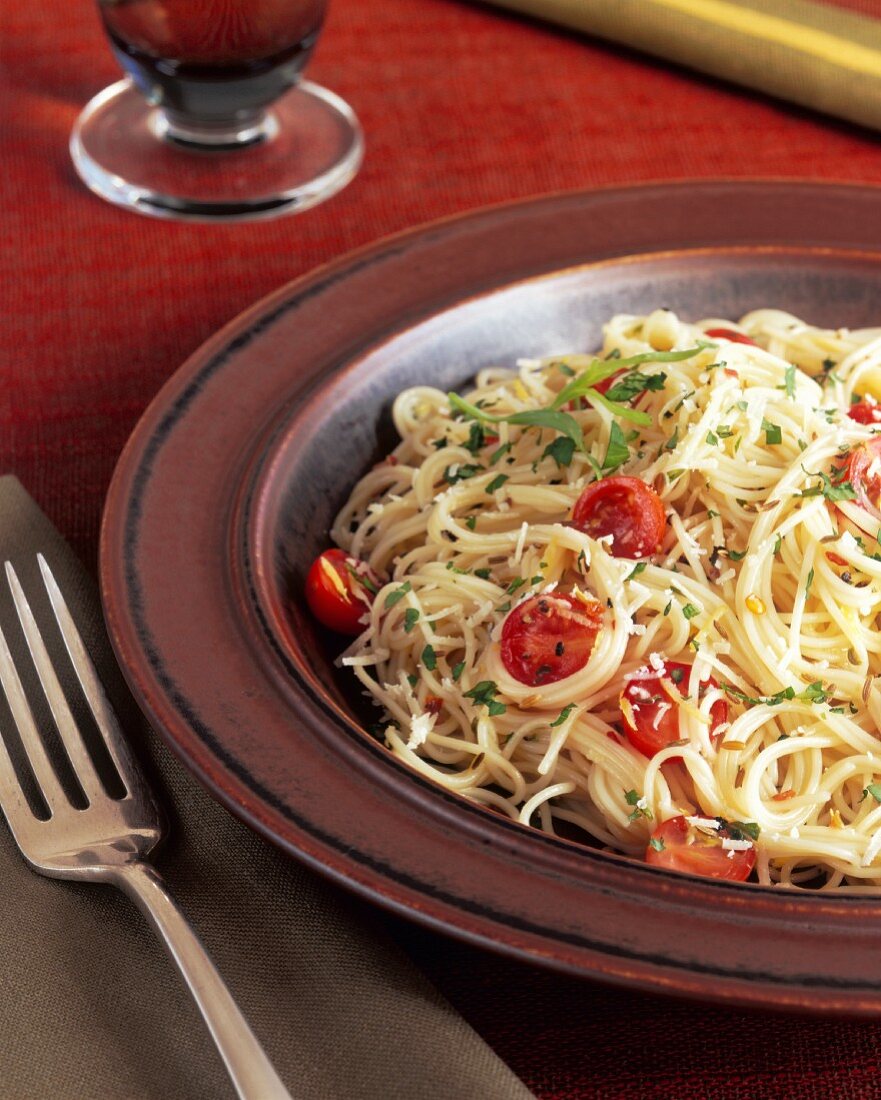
[
  {"x1": 425, "y1": 695, "x2": 444, "y2": 715},
  {"x1": 826, "y1": 551, "x2": 848, "y2": 567},
  {"x1": 723, "y1": 368, "x2": 739, "y2": 379}
]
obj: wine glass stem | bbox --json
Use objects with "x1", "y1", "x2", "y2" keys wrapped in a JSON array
[{"x1": 157, "y1": 108, "x2": 278, "y2": 149}]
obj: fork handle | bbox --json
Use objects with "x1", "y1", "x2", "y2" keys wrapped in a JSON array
[{"x1": 112, "y1": 861, "x2": 292, "y2": 1100}]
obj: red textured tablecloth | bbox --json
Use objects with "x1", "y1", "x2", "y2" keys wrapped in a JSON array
[{"x1": 5, "y1": 1, "x2": 881, "y2": 1096}]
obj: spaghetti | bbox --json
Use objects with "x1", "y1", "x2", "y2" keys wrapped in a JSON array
[{"x1": 316, "y1": 308, "x2": 881, "y2": 890}]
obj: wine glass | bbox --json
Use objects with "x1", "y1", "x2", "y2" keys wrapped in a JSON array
[{"x1": 71, "y1": 0, "x2": 363, "y2": 222}]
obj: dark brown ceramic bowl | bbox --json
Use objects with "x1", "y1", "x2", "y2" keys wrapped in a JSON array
[{"x1": 102, "y1": 182, "x2": 881, "y2": 1014}]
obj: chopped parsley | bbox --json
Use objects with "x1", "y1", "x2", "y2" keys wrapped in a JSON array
[
  {"x1": 682, "y1": 602, "x2": 700, "y2": 621},
  {"x1": 550, "y1": 703, "x2": 576, "y2": 727},
  {"x1": 625, "y1": 561, "x2": 647, "y2": 582},
  {"x1": 784, "y1": 363, "x2": 796, "y2": 398},
  {"x1": 451, "y1": 660, "x2": 466, "y2": 682},
  {"x1": 797, "y1": 466, "x2": 856, "y2": 503},
  {"x1": 345, "y1": 563, "x2": 379, "y2": 595},
  {"x1": 725, "y1": 820, "x2": 761, "y2": 842},
  {"x1": 649, "y1": 836, "x2": 665, "y2": 852},
  {"x1": 542, "y1": 435, "x2": 576, "y2": 469},
  {"x1": 464, "y1": 680, "x2": 507, "y2": 716},
  {"x1": 490, "y1": 441, "x2": 512, "y2": 463},
  {"x1": 804, "y1": 567, "x2": 814, "y2": 599},
  {"x1": 723, "y1": 681, "x2": 831, "y2": 706},
  {"x1": 474, "y1": 568, "x2": 492, "y2": 580},
  {"x1": 464, "y1": 515, "x2": 477, "y2": 531},
  {"x1": 421, "y1": 645, "x2": 437, "y2": 671},
  {"x1": 485, "y1": 473, "x2": 509, "y2": 494},
  {"x1": 384, "y1": 581, "x2": 412, "y2": 609},
  {"x1": 403, "y1": 608, "x2": 420, "y2": 633},
  {"x1": 465, "y1": 421, "x2": 488, "y2": 454},
  {"x1": 663, "y1": 426, "x2": 680, "y2": 452},
  {"x1": 863, "y1": 784, "x2": 881, "y2": 804},
  {"x1": 762, "y1": 419, "x2": 782, "y2": 445},
  {"x1": 624, "y1": 788, "x2": 653, "y2": 822},
  {"x1": 603, "y1": 370, "x2": 667, "y2": 404},
  {"x1": 506, "y1": 577, "x2": 527, "y2": 595},
  {"x1": 706, "y1": 430, "x2": 719, "y2": 447},
  {"x1": 443, "y1": 463, "x2": 482, "y2": 485}
]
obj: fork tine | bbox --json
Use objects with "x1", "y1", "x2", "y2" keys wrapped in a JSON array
[
  {"x1": 37, "y1": 555, "x2": 140, "y2": 794},
  {"x1": 0, "y1": 613, "x2": 68, "y2": 812},
  {"x1": 0, "y1": 726, "x2": 41, "y2": 845},
  {"x1": 5, "y1": 561, "x2": 106, "y2": 805}
]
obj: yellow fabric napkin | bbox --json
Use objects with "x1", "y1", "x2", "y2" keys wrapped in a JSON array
[{"x1": 478, "y1": 0, "x2": 881, "y2": 132}]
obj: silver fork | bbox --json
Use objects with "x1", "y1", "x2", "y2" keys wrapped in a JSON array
[{"x1": 0, "y1": 555, "x2": 291, "y2": 1100}]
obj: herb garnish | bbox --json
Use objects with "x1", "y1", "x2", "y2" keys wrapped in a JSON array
[
  {"x1": 464, "y1": 680, "x2": 507, "y2": 716},
  {"x1": 550, "y1": 703, "x2": 577, "y2": 727},
  {"x1": 345, "y1": 563, "x2": 379, "y2": 595},
  {"x1": 403, "y1": 608, "x2": 420, "y2": 633},
  {"x1": 384, "y1": 581, "x2": 412, "y2": 609},
  {"x1": 601, "y1": 421, "x2": 631, "y2": 473},
  {"x1": 798, "y1": 466, "x2": 857, "y2": 503},
  {"x1": 447, "y1": 348, "x2": 701, "y2": 453},
  {"x1": 443, "y1": 463, "x2": 483, "y2": 485},
  {"x1": 723, "y1": 681, "x2": 831, "y2": 706},
  {"x1": 624, "y1": 789, "x2": 653, "y2": 822},
  {"x1": 421, "y1": 645, "x2": 437, "y2": 671},
  {"x1": 542, "y1": 436, "x2": 576, "y2": 468}
]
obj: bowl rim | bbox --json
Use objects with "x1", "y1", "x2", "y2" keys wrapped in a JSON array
[{"x1": 101, "y1": 181, "x2": 881, "y2": 1014}]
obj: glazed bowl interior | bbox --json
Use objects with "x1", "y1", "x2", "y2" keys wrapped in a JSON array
[{"x1": 249, "y1": 247, "x2": 881, "y2": 735}]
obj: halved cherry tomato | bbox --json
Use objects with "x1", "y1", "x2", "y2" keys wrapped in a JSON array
[
  {"x1": 843, "y1": 437, "x2": 881, "y2": 516},
  {"x1": 704, "y1": 327, "x2": 759, "y2": 347},
  {"x1": 305, "y1": 549, "x2": 376, "y2": 635},
  {"x1": 848, "y1": 399, "x2": 881, "y2": 426},
  {"x1": 571, "y1": 476, "x2": 666, "y2": 559},
  {"x1": 646, "y1": 815, "x2": 756, "y2": 881},
  {"x1": 500, "y1": 593, "x2": 604, "y2": 686},
  {"x1": 620, "y1": 660, "x2": 727, "y2": 757}
]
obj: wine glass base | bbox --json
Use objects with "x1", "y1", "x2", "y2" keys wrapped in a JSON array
[{"x1": 70, "y1": 78, "x2": 363, "y2": 223}]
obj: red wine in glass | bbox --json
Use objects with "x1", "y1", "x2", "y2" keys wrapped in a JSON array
[
  {"x1": 99, "y1": 0, "x2": 326, "y2": 138},
  {"x1": 71, "y1": 0, "x2": 363, "y2": 220}
]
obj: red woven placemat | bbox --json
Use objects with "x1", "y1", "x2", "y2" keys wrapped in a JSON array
[{"x1": 4, "y1": 1, "x2": 881, "y2": 1095}]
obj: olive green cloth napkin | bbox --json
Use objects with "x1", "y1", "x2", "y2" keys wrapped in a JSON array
[
  {"x1": 478, "y1": 0, "x2": 881, "y2": 133},
  {"x1": 0, "y1": 476, "x2": 533, "y2": 1100}
]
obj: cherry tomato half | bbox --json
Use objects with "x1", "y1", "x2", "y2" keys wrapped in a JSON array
[
  {"x1": 848, "y1": 399, "x2": 881, "y2": 426},
  {"x1": 646, "y1": 815, "x2": 756, "y2": 881},
  {"x1": 843, "y1": 437, "x2": 881, "y2": 517},
  {"x1": 500, "y1": 593, "x2": 604, "y2": 686},
  {"x1": 620, "y1": 660, "x2": 727, "y2": 758},
  {"x1": 305, "y1": 549, "x2": 376, "y2": 635},
  {"x1": 703, "y1": 327, "x2": 759, "y2": 347},
  {"x1": 572, "y1": 476, "x2": 666, "y2": 559}
]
